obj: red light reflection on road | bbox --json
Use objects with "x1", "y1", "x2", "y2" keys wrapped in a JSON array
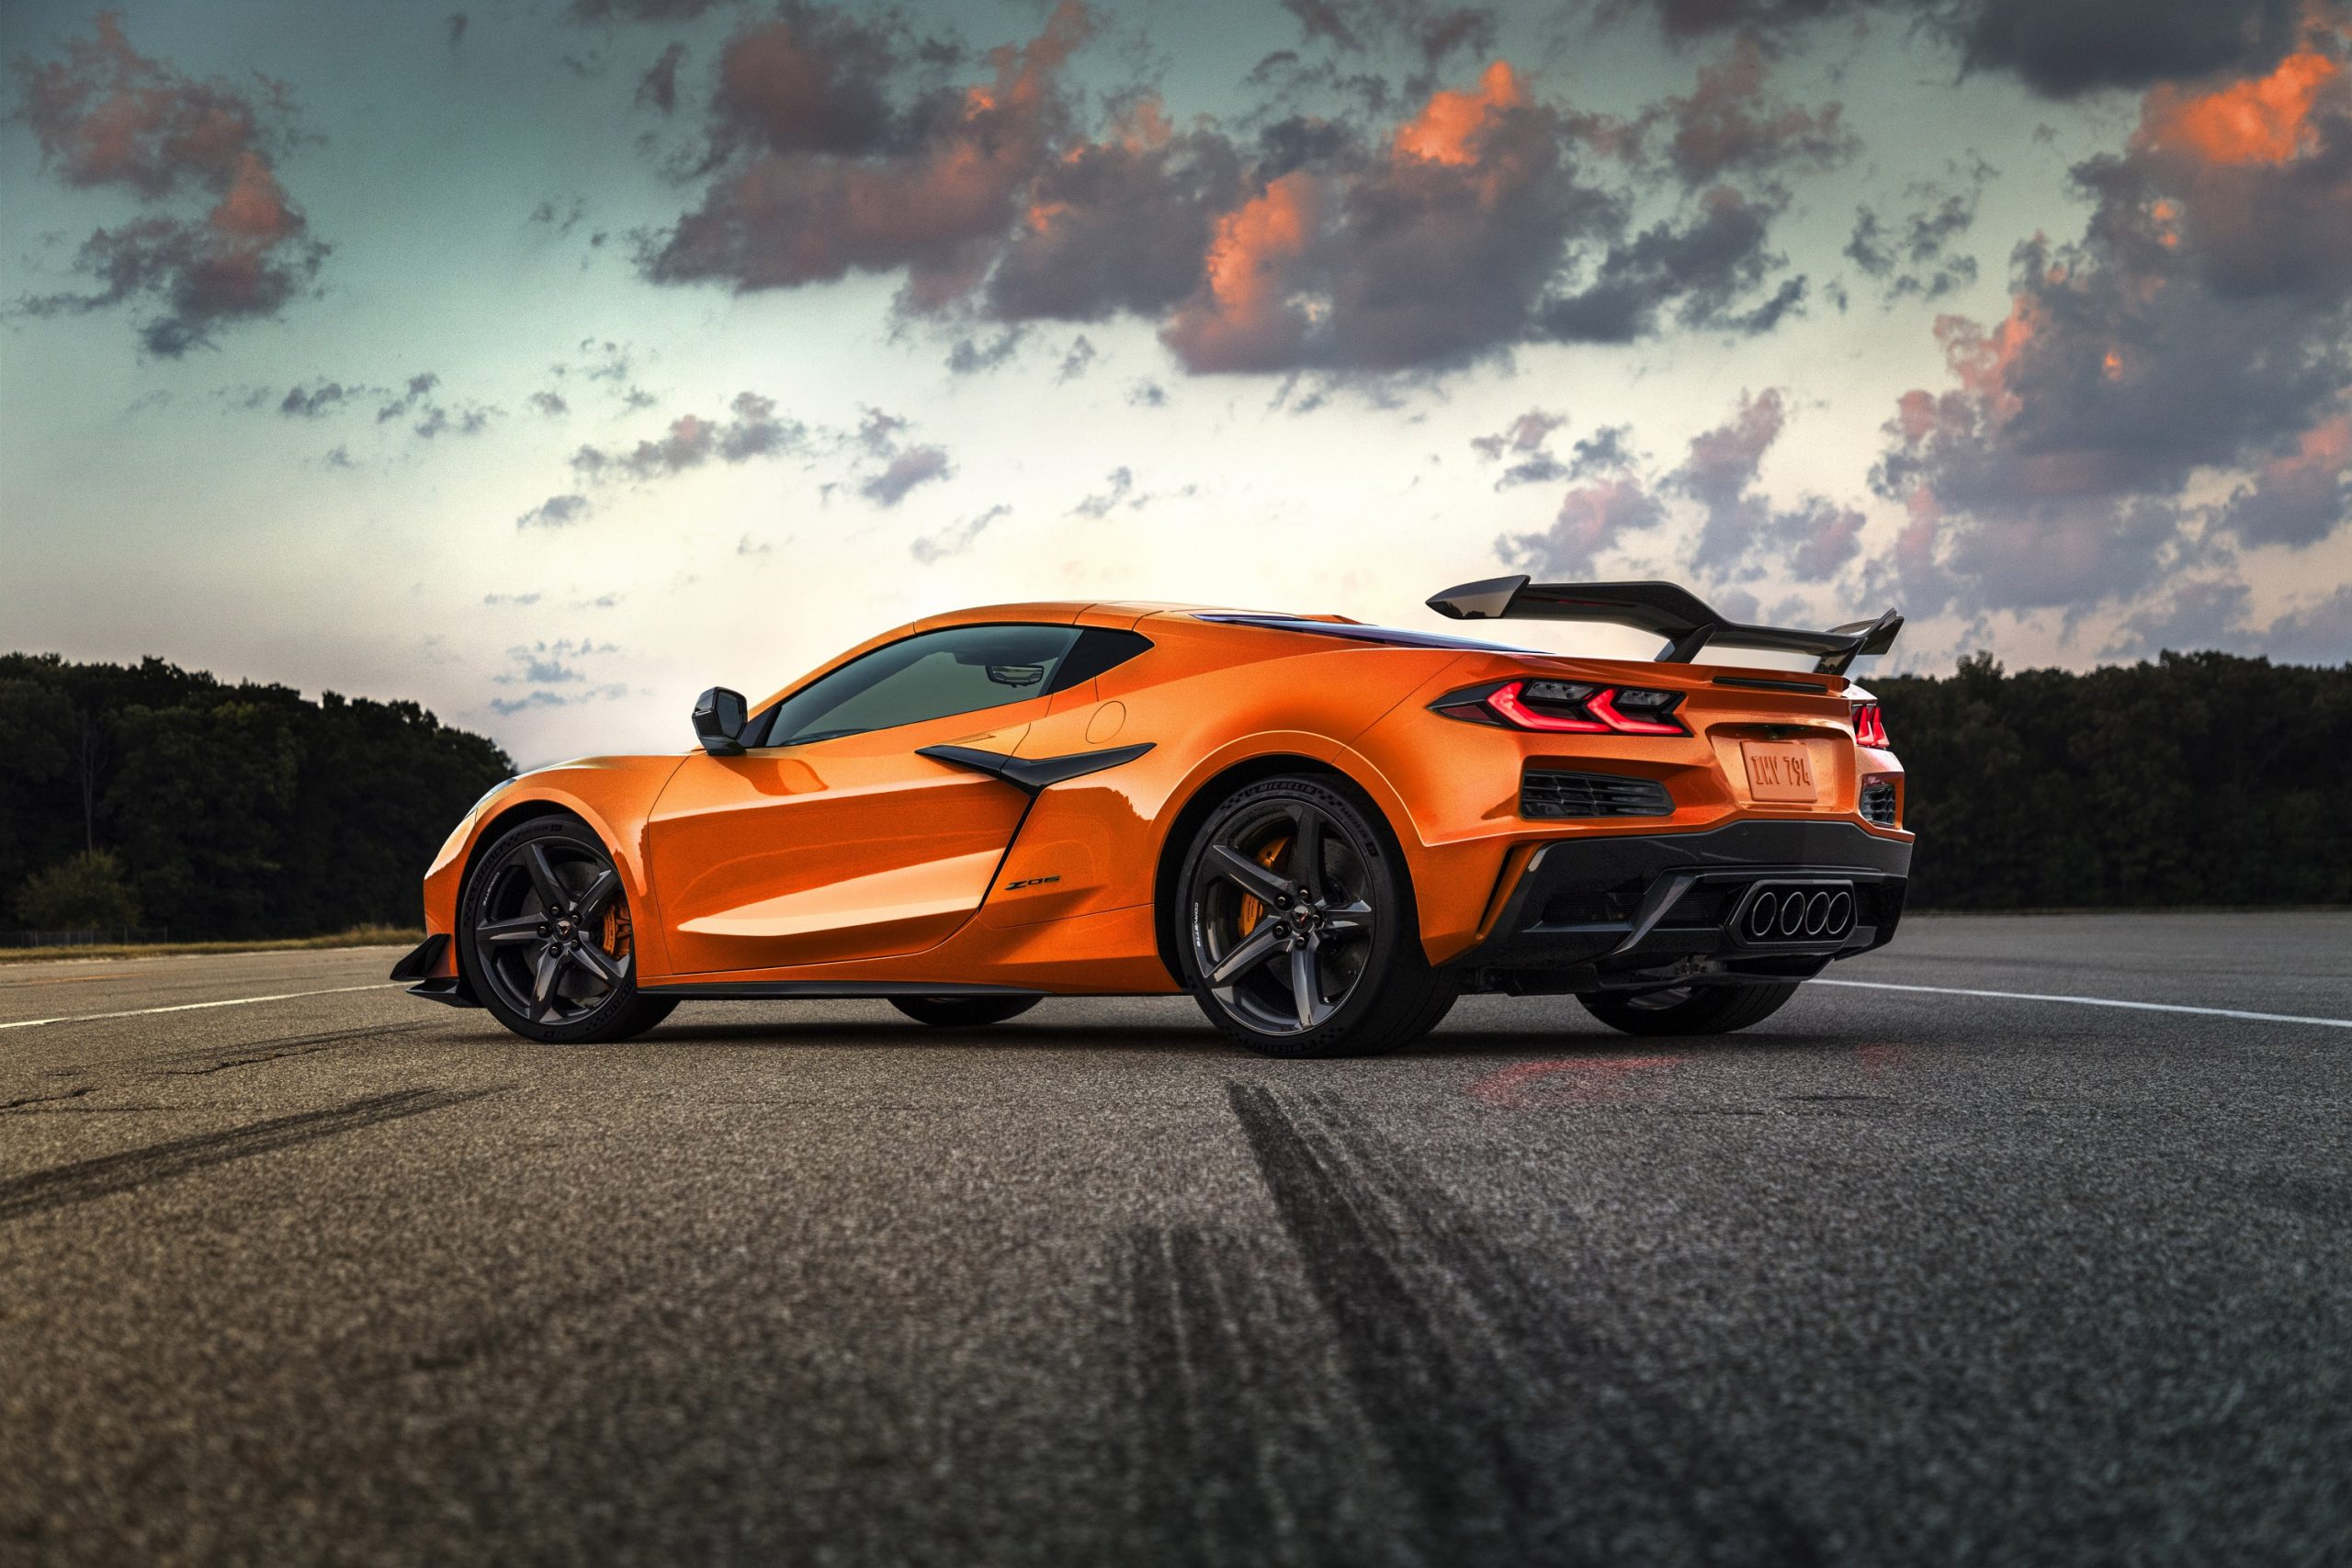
[{"x1": 1469, "y1": 1055, "x2": 1683, "y2": 1108}]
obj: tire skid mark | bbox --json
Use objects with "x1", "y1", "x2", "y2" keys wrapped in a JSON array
[
  {"x1": 1, "y1": 1086, "x2": 94, "y2": 1111},
  {"x1": 142, "y1": 1021, "x2": 431, "y2": 1074},
  {"x1": 1226, "y1": 1082, "x2": 1819, "y2": 1566},
  {"x1": 163, "y1": 1024, "x2": 435, "y2": 1072},
  {"x1": 1115, "y1": 1224, "x2": 1408, "y2": 1568},
  {"x1": 1119, "y1": 1227, "x2": 1281, "y2": 1557},
  {"x1": 1779, "y1": 1092, "x2": 1902, "y2": 1119},
  {"x1": 0, "y1": 1088, "x2": 493, "y2": 1223}
]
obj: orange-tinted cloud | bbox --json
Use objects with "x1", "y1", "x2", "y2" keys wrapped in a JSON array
[
  {"x1": 650, "y1": 6, "x2": 1089, "y2": 299},
  {"x1": 1159, "y1": 173, "x2": 1322, "y2": 370},
  {"x1": 650, "y1": 14, "x2": 1800, "y2": 372},
  {"x1": 1499, "y1": 476, "x2": 1668, "y2": 576},
  {"x1": 1935, "y1": 299, "x2": 2041, "y2": 419},
  {"x1": 1394, "y1": 59, "x2": 1523, "y2": 164},
  {"x1": 11, "y1": 13, "x2": 325, "y2": 355},
  {"x1": 1647, "y1": 35, "x2": 1852, "y2": 186},
  {"x1": 2221, "y1": 411, "x2": 2352, "y2": 544},
  {"x1": 571, "y1": 392, "x2": 801, "y2": 480},
  {"x1": 1667, "y1": 388, "x2": 1868, "y2": 581},
  {"x1": 987, "y1": 91, "x2": 1244, "y2": 324},
  {"x1": 2137, "y1": 47, "x2": 2342, "y2": 164},
  {"x1": 1849, "y1": 24, "x2": 2352, "y2": 618}
]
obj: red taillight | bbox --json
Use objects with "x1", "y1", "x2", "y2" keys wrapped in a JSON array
[
  {"x1": 1487, "y1": 681, "x2": 1609, "y2": 732},
  {"x1": 1852, "y1": 702, "x2": 1889, "y2": 748},
  {"x1": 1586, "y1": 688, "x2": 1688, "y2": 736},
  {"x1": 1471, "y1": 680, "x2": 1689, "y2": 736}
]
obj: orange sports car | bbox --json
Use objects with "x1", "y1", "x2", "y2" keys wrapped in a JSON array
[{"x1": 391, "y1": 578, "x2": 1910, "y2": 1056}]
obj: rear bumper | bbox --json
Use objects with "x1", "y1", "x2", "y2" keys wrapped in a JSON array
[{"x1": 1451, "y1": 820, "x2": 1910, "y2": 992}]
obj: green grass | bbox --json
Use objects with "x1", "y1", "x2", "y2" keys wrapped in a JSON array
[{"x1": 0, "y1": 925, "x2": 422, "y2": 964}]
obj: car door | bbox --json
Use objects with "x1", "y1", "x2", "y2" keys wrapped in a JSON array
[{"x1": 644, "y1": 624, "x2": 1086, "y2": 976}]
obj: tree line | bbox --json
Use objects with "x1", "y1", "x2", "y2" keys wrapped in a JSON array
[
  {"x1": 1, "y1": 654, "x2": 511, "y2": 939},
  {"x1": 1871, "y1": 651, "x2": 2352, "y2": 909},
  {"x1": 2, "y1": 649, "x2": 2344, "y2": 939}
]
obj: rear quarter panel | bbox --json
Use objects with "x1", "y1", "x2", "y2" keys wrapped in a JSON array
[{"x1": 985, "y1": 618, "x2": 1470, "y2": 931}]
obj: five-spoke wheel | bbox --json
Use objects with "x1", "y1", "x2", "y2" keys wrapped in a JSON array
[
  {"x1": 1178, "y1": 776, "x2": 1454, "y2": 1057},
  {"x1": 461, "y1": 817, "x2": 674, "y2": 1043}
]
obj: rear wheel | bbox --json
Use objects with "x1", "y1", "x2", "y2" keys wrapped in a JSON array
[
  {"x1": 1176, "y1": 776, "x2": 1455, "y2": 1058},
  {"x1": 1578, "y1": 981, "x2": 1798, "y2": 1037},
  {"x1": 460, "y1": 817, "x2": 675, "y2": 1044},
  {"x1": 888, "y1": 995, "x2": 1041, "y2": 1028}
]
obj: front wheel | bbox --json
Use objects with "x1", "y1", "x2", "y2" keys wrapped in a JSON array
[
  {"x1": 1578, "y1": 981, "x2": 1798, "y2": 1037},
  {"x1": 888, "y1": 995, "x2": 1041, "y2": 1028},
  {"x1": 459, "y1": 816, "x2": 675, "y2": 1044},
  {"x1": 1176, "y1": 776, "x2": 1455, "y2": 1058}
]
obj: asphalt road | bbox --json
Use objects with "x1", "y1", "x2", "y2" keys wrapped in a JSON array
[{"x1": 3, "y1": 913, "x2": 2348, "y2": 1566}]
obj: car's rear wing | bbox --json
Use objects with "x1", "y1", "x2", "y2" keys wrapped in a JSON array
[{"x1": 1426, "y1": 576, "x2": 1902, "y2": 674}]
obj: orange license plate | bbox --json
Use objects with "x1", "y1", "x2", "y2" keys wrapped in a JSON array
[{"x1": 1742, "y1": 740, "x2": 1818, "y2": 803}]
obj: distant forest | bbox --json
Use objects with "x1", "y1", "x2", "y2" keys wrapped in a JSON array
[
  {"x1": 1, "y1": 654, "x2": 511, "y2": 939},
  {"x1": 1873, "y1": 652, "x2": 2352, "y2": 909},
  {"x1": 1, "y1": 649, "x2": 2345, "y2": 940}
]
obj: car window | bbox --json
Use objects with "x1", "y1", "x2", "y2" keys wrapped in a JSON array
[{"x1": 761, "y1": 625, "x2": 1085, "y2": 747}]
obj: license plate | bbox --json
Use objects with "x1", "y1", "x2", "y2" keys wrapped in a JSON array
[{"x1": 1742, "y1": 740, "x2": 1817, "y2": 803}]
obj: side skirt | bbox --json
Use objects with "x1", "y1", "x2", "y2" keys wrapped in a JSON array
[{"x1": 639, "y1": 980, "x2": 1053, "y2": 1002}]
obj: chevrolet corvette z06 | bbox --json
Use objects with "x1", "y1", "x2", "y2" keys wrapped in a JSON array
[{"x1": 393, "y1": 578, "x2": 1909, "y2": 1056}]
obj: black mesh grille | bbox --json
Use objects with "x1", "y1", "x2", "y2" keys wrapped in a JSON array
[
  {"x1": 1859, "y1": 778, "x2": 1898, "y2": 828},
  {"x1": 1521, "y1": 769, "x2": 1673, "y2": 819}
]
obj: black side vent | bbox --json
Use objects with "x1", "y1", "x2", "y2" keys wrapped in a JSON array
[
  {"x1": 1859, "y1": 778, "x2": 1898, "y2": 828},
  {"x1": 1521, "y1": 769, "x2": 1673, "y2": 819}
]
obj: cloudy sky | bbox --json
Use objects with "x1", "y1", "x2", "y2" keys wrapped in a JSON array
[{"x1": 4, "y1": 0, "x2": 2348, "y2": 765}]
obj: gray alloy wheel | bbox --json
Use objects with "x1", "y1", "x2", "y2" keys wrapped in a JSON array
[
  {"x1": 1178, "y1": 776, "x2": 1454, "y2": 1058},
  {"x1": 460, "y1": 818, "x2": 673, "y2": 1044}
]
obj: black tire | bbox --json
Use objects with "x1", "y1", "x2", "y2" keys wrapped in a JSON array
[
  {"x1": 1578, "y1": 981, "x2": 1799, "y2": 1037},
  {"x1": 1174, "y1": 775, "x2": 1454, "y2": 1058},
  {"x1": 888, "y1": 995, "x2": 1041, "y2": 1028},
  {"x1": 458, "y1": 816, "x2": 676, "y2": 1044}
]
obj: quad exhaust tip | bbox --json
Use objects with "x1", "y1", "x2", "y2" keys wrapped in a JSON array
[{"x1": 1739, "y1": 882, "x2": 1855, "y2": 944}]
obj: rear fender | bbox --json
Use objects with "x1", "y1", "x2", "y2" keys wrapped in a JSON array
[{"x1": 1141, "y1": 732, "x2": 1500, "y2": 971}]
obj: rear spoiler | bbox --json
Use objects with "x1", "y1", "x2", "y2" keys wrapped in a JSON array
[{"x1": 1426, "y1": 576, "x2": 1902, "y2": 675}]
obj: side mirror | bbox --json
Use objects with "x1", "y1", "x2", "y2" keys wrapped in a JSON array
[{"x1": 693, "y1": 687, "x2": 749, "y2": 756}]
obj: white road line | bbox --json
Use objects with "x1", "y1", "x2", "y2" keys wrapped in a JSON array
[
  {"x1": 0, "y1": 984, "x2": 399, "y2": 1032},
  {"x1": 1814, "y1": 978, "x2": 2352, "y2": 1029}
]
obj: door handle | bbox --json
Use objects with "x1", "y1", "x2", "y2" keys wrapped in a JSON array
[{"x1": 917, "y1": 742, "x2": 1154, "y2": 796}]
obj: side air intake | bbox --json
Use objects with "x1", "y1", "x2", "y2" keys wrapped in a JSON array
[
  {"x1": 1521, "y1": 769, "x2": 1674, "y2": 819},
  {"x1": 1859, "y1": 777, "x2": 1899, "y2": 829}
]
